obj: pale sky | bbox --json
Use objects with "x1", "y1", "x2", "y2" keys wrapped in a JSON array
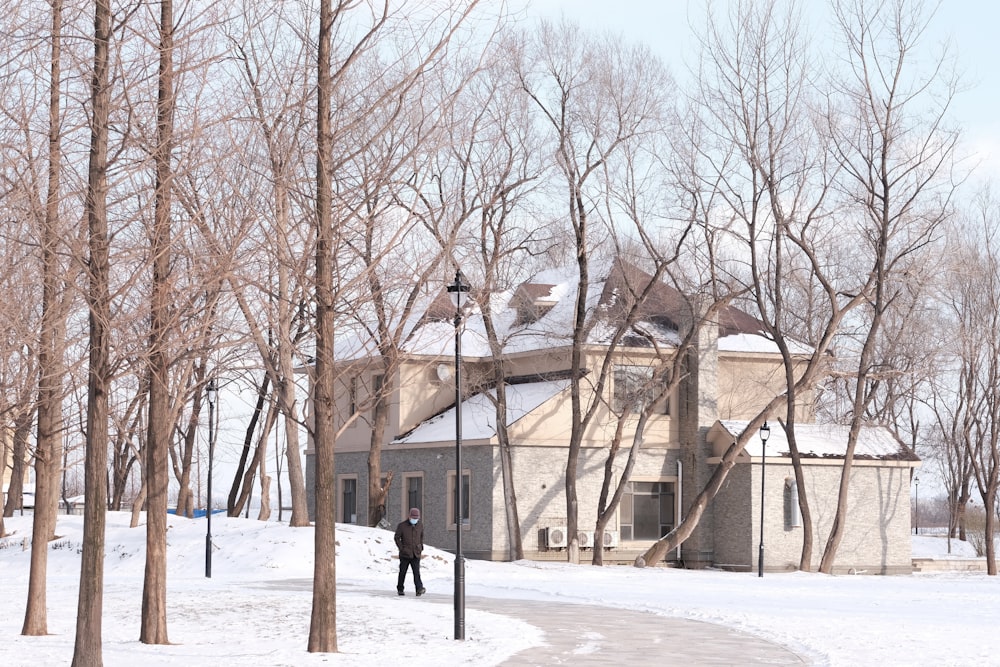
[{"x1": 517, "y1": 0, "x2": 1000, "y2": 179}]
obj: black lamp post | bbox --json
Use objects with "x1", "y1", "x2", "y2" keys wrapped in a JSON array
[
  {"x1": 758, "y1": 421, "x2": 770, "y2": 578},
  {"x1": 914, "y1": 476, "x2": 920, "y2": 536},
  {"x1": 205, "y1": 378, "x2": 217, "y2": 578},
  {"x1": 447, "y1": 270, "x2": 469, "y2": 641}
]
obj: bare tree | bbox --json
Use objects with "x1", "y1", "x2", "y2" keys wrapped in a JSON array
[
  {"x1": 138, "y1": 0, "x2": 178, "y2": 644},
  {"x1": 937, "y1": 193, "x2": 1000, "y2": 573},
  {"x1": 308, "y1": 0, "x2": 342, "y2": 651},
  {"x1": 71, "y1": 0, "x2": 112, "y2": 659},
  {"x1": 344, "y1": 58, "x2": 490, "y2": 527},
  {"x1": 818, "y1": 0, "x2": 958, "y2": 573},
  {"x1": 691, "y1": 0, "x2": 840, "y2": 571},
  {"x1": 308, "y1": 1, "x2": 485, "y2": 649},
  {"x1": 226, "y1": 1, "x2": 314, "y2": 526},
  {"x1": 929, "y1": 378, "x2": 974, "y2": 544},
  {"x1": 22, "y1": 0, "x2": 69, "y2": 638},
  {"x1": 517, "y1": 19, "x2": 693, "y2": 564},
  {"x1": 447, "y1": 34, "x2": 548, "y2": 559}
]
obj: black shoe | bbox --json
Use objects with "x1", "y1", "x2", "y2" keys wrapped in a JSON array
[
  {"x1": 417, "y1": 588, "x2": 426, "y2": 596},
  {"x1": 397, "y1": 589, "x2": 405, "y2": 596}
]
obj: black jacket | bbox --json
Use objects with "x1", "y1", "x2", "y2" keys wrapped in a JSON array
[{"x1": 394, "y1": 520, "x2": 423, "y2": 559}]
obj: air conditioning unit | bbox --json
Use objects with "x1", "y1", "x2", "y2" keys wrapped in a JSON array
[
  {"x1": 602, "y1": 530, "x2": 620, "y2": 548},
  {"x1": 577, "y1": 530, "x2": 594, "y2": 549},
  {"x1": 545, "y1": 526, "x2": 568, "y2": 549}
]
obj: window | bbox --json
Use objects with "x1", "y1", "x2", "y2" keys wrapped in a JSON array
[
  {"x1": 348, "y1": 376, "x2": 357, "y2": 417},
  {"x1": 403, "y1": 473, "x2": 423, "y2": 519},
  {"x1": 620, "y1": 481, "x2": 675, "y2": 541},
  {"x1": 339, "y1": 476, "x2": 358, "y2": 524},
  {"x1": 447, "y1": 470, "x2": 471, "y2": 528},
  {"x1": 784, "y1": 478, "x2": 802, "y2": 529},
  {"x1": 613, "y1": 365, "x2": 654, "y2": 413}
]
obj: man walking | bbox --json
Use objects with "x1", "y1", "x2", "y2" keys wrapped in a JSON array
[{"x1": 395, "y1": 507, "x2": 425, "y2": 596}]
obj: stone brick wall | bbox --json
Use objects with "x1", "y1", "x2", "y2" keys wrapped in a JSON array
[
  {"x1": 712, "y1": 464, "x2": 753, "y2": 569},
  {"x1": 738, "y1": 460, "x2": 913, "y2": 574}
]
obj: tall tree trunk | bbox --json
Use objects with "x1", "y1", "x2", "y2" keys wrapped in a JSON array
[
  {"x1": 257, "y1": 464, "x2": 272, "y2": 522},
  {"x1": 71, "y1": 0, "x2": 110, "y2": 659},
  {"x1": 367, "y1": 389, "x2": 390, "y2": 527},
  {"x1": 4, "y1": 410, "x2": 33, "y2": 517},
  {"x1": 593, "y1": 410, "x2": 648, "y2": 566},
  {"x1": 959, "y1": 482, "x2": 970, "y2": 541},
  {"x1": 232, "y1": 400, "x2": 277, "y2": 517},
  {"x1": 141, "y1": 0, "x2": 174, "y2": 644},
  {"x1": 172, "y1": 383, "x2": 202, "y2": 519},
  {"x1": 494, "y1": 381, "x2": 523, "y2": 560},
  {"x1": 22, "y1": 0, "x2": 66, "y2": 637},
  {"x1": 274, "y1": 198, "x2": 308, "y2": 527},
  {"x1": 228, "y1": 374, "x2": 270, "y2": 514},
  {"x1": 130, "y1": 483, "x2": 147, "y2": 529},
  {"x1": 985, "y1": 487, "x2": 997, "y2": 575},
  {"x1": 309, "y1": 0, "x2": 337, "y2": 652},
  {"x1": 275, "y1": 375, "x2": 309, "y2": 526},
  {"x1": 785, "y1": 425, "x2": 814, "y2": 572},
  {"x1": 565, "y1": 186, "x2": 589, "y2": 566}
]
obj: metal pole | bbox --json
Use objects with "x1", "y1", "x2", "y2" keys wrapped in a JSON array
[
  {"x1": 206, "y1": 380, "x2": 216, "y2": 578},
  {"x1": 454, "y1": 304, "x2": 465, "y2": 640},
  {"x1": 915, "y1": 478, "x2": 920, "y2": 536},
  {"x1": 758, "y1": 423, "x2": 767, "y2": 578}
]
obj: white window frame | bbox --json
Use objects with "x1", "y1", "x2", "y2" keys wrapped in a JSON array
[
  {"x1": 402, "y1": 472, "x2": 424, "y2": 520},
  {"x1": 348, "y1": 376, "x2": 357, "y2": 417},
  {"x1": 447, "y1": 469, "x2": 471, "y2": 530},
  {"x1": 338, "y1": 474, "x2": 359, "y2": 525}
]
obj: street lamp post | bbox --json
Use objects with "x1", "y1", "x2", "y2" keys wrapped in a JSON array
[
  {"x1": 758, "y1": 421, "x2": 770, "y2": 578},
  {"x1": 205, "y1": 379, "x2": 217, "y2": 578},
  {"x1": 447, "y1": 270, "x2": 469, "y2": 641},
  {"x1": 915, "y1": 476, "x2": 920, "y2": 536}
]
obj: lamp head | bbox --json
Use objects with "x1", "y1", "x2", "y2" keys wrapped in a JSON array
[
  {"x1": 759, "y1": 421, "x2": 770, "y2": 444},
  {"x1": 206, "y1": 379, "x2": 217, "y2": 405},
  {"x1": 447, "y1": 270, "x2": 470, "y2": 310}
]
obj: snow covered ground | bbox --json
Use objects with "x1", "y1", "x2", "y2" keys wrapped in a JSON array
[{"x1": 0, "y1": 512, "x2": 995, "y2": 666}]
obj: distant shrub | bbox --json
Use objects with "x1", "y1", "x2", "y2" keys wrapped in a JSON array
[{"x1": 965, "y1": 511, "x2": 996, "y2": 557}]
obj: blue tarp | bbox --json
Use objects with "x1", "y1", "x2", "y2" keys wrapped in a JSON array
[{"x1": 168, "y1": 508, "x2": 226, "y2": 518}]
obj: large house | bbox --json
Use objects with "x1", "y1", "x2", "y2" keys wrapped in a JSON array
[{"x1": 306, "y1": 259, "x2": 919, "y2": 574}]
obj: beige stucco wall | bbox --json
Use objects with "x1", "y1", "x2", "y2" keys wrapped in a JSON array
[
  {"x1": 717, "y1": 353, "x2": 812, "y2": 421},
  {"x1": 339, "y1": 347, "x2": 681, "y2": 453},
  {"x1": 329, "y1": 357, "x2": 459, "y2": 454},
  {"x1": 324, "y1": 321, "x2": 815, "y2": 458}
]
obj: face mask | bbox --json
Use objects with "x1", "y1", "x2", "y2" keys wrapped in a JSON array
[{"x1": 409, "y1": 518, "x2": 418, "y2": 525}]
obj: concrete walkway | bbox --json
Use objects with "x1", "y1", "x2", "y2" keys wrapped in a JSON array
[
  {"x1": 460, "y1": 594, "x2": 807, "y2": 666},
  {"x1": 270, "y1": 580, "x2": 807, "y2": 665}
]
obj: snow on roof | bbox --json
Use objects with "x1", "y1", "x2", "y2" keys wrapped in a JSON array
[
  {"x1": 718, "y1": 420, "x2": 916, "y2": 460},
  {"x1": 392, "y1": 379, "x2": 570, "y2": 445},
  {"x1": 334, "y1": 257, "x2": 811, "y2": 362},
  {"x1": 718, "y1": 332, "x2": 813, "y2": 355}
]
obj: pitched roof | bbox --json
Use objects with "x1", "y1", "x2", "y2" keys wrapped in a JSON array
[
  {"x1": 713, "y1": 420, "x2": 919, "y2": 462},
  {"x1": 391, "y1": 379, "x2": 570, "y2": 444},
  {"x1": 596, "y1": 259, "x2": 805, "y2": 344},
  {"x1": 335, "y1": 256, "x2": 809, "y2": 361}
]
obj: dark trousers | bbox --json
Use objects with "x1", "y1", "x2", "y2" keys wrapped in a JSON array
[{"x1": 397, "y1": 556, "x2": 423, "y2": 591}]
